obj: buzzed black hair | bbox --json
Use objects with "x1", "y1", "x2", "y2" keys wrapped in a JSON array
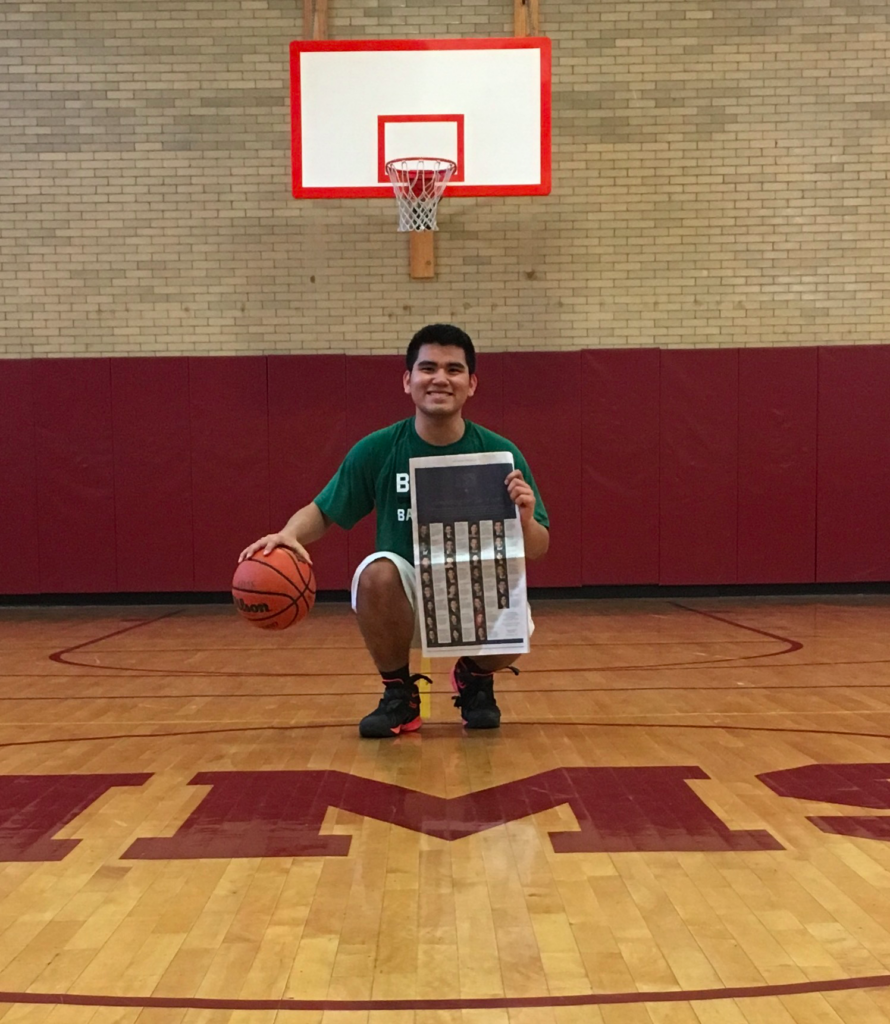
[{"x1": 405, "y1": 324, "x2": 476, "y2": 374}]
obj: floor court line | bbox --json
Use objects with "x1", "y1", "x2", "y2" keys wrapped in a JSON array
[
  {"x1": 45, "y1": 603, "x2": 804, "y2": 675},
  {"x1": 0, "y1": 719, "x2": 889, "y2": 752},
  {"x1": 1, "y1": 970, "x2": 889, "y2": 1012},
  {"x1": 2, "y1": 677, "x2": 890, "y2": 697}
]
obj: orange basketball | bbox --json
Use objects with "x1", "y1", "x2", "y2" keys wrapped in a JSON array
[{"x1": 232, "y1": 547, "x2": 316, "y2": 630}]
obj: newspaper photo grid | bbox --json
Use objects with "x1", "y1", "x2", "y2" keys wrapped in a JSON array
[{"x1": 409, "y1": 452, "x2": 530, "y2": 658}]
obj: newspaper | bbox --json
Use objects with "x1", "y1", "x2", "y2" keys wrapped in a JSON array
[{"x1": 409, "y1": 451, "x2": 530, "y2": 658}]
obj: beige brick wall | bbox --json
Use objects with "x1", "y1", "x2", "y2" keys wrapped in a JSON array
[{"x1": 1, "y1": 0, "x2": 889, "y2": 357}]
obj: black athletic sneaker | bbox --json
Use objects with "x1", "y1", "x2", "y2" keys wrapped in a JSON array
[
  {"x1": 358, "y1": 675, "x2": 430, "y2": 738},
  {"x1": 450, "y1": 658, "x2": 501, "y2": 730}
]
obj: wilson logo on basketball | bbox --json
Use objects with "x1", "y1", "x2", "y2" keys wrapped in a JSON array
[{"x1": 234, "y1": 597, "x2": 270, "y2": 614}]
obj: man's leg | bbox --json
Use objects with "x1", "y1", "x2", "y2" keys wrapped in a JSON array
[
  {"x1": 352, "y1": 555, "x2": 428, "y2": 738},
  {"x1": 450, "y1": 654, "x2": 511, "y2": 730},
  {"x1": 354, "y1": 557, "x2": 415, "y2": 672},
  {"x1": 452, "y1": 605, "x2": 535, "y2": 729},
  {"x1": 450, "y1": 623, "x2": 534, "y2": 731}
]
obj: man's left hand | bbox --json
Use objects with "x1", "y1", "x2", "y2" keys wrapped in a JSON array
[{"x1": 505, "y1": 469, "x2": 536, "y2": 524}]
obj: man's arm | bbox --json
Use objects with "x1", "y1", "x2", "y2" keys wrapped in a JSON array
[
  {"x1": 521, "y1": 516, "x2": 550, "y2": 561},
  {"x1": 238, "y1": 501, "x2": 332, "y2": 564},
  {"x1": 505, "y1": 469, "x2": 550, "y2": 561}
]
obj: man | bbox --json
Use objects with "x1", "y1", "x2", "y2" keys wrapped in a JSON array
[{"x1": 239, "y1": 324, "x2": 549, "y2": 737}]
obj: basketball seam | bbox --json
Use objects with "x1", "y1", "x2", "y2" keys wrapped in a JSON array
[
  {"x1": 246, "y1": 557, "x2": 315, "y2": 608},
  {"x1": 278, "y1": 550, "x2": 316, "y2": 606},
  {"x1": 232, "y1": 585, "x2": 297, "y2": 601},
  {"x1": 245, "y1": 554, "x2": 306, "y2": 592}
]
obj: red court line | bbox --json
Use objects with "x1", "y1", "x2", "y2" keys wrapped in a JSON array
[
  {"x1": 44, "y1": 639, "x2": 781, "y2": 650},
  {"x1": 47, "y1": 611, "x2": 184, "y2": 668},
  {"x1": 1, "y1": 720, "x2": 890, "y2": 752},
  {"x1": 41, "y1": 663, "x2": 807, "y2": 676},
  {"x1": 670, "y1": 601, "x2": 805, "y2": 655},
  {"x1": 0, "y1": 971, "x2": 889, "y2": 1012},
  {"x1": 47, "y1": 604, "x2": 804, "y2": 677},
  {"x1": 3, "y1": 676, "x2": 890, "y2": 699},
  {"x1": 27, "y1": 602, "x2": 883, "y2": 699},
  {"x1": 15, "y1": 659, "x2": 890, "y2": 679}
]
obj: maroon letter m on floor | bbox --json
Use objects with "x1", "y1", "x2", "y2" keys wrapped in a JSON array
[
  {"x1": 759, "y1": 762, "x2": 890, "y2": 842},
  {"x1": 0, "y1": 774, "x2": 151, "y2": 862},
  {"x1": 123, "y1": 767, "x2": 782, "y2": 859}
]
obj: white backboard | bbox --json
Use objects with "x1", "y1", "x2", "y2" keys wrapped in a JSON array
[{"x1": 290, "y1": 38, "x2": 551, "y2": 198}]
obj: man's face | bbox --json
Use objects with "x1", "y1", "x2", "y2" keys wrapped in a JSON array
[{"x1": 404, "y1": 343, "x2": 477, "y2": 417}]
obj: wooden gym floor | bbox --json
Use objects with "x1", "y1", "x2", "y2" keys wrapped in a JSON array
[{"x1": 1, "y1": 595, "x2": 890, "y2": 1024}]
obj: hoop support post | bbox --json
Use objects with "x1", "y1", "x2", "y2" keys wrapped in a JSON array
[
  {"x1": 303, "y1": 0, "x2": 328, "y2": 40},
  {"x1": 514, "y1": 0, "x2": 540, "y2": 36},
  {"x1": 409, "y1": 231, "x2": 435, "y2": 279}
]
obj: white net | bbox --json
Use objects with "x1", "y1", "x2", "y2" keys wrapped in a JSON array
[{"x1": 385, "y1": 157, "x2": 456, "y2": 232}]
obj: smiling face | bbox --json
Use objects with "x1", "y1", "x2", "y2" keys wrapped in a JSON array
[{"x1": 403, "y1": 343, "x2": 477, "y2": 419}]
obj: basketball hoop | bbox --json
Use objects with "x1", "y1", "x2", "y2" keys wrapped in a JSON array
[{"x1": 385, "y1": 157, "x2": 456, "y2": 232}]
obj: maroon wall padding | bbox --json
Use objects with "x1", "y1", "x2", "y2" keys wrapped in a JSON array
[
  {"x1": 189, "y1": 357, "x2": 270, "y2": 591},
  {"x1": 0, "y1": 361, "x2": 38, "y2": 593},
  {"x1": 111, "y1": 358, "x2": 194, "y2": 592},
  {"x1": 738, "y1": 348, "x2": 818, "y2": 584},
  {"x1": 344, "y1": 355, "x2": 410, "y2": 576},
  {"x1": 7, "y1": 345, "x2": 890, "y2": 597},
  {"x1": 34, "y1": 359, "x2": 117, "y2": 592},
  {"x1": 817, "y1": 346, "x2": 890, "y2": 582},
  {"x1": 660, "y1": 349, "x2": 739, "y2": 585},
  {"x1": 503, "y1": 352, "x2": 582, "y2": 587},
  {"x1": 467, "y1": 350, "x2": 504, "y2": 434},
  {"x1": 268, "y1": 355, "x2": 350, "y2": 591},
  {"x1": 582, "y1": 349, "x2": 660, "y2": 585}
]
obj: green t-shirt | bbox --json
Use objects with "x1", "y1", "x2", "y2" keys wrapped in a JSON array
[{"x1": 314, "y1": 417, "x2": 549, "y2": 564}]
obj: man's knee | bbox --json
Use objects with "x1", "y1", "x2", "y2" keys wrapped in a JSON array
[{"x1": 356, "y1": 558, "x2": 408, "y2": 606}]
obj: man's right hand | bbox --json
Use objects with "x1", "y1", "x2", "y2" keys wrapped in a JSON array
[{"x1": 238, "y1": 533, "x2": 312, "y2": 564}]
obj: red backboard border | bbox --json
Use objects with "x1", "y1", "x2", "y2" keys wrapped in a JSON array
[{"x1": 377, "y1": 115, "x2": 466, "y2": 184}]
